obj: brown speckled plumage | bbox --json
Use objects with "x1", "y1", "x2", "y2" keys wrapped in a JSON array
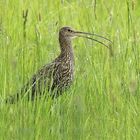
[{"x1": 6, "y1": 26, "x2": 111, "y2": 103}]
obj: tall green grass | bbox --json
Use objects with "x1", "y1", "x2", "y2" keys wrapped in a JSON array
[{"x1": 0, "y1": 0, "x2": 140, "y2": 139}]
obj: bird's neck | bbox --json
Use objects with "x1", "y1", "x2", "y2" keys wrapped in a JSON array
[{"x1": 59, "y1": 35, "x2": 74, "y2": 61}]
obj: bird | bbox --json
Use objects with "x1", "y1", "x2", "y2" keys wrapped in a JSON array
[{"x1": 5, "y1": 26, "x2": 112, "y2": 103}]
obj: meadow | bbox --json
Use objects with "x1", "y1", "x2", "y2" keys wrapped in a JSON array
[{"x1": 0, "y1": 0, "x2": 140, "y2": 139}]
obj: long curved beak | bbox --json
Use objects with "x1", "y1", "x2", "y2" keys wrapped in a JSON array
[{"x1": 73, "y1": 30, "x2": 112, "y2": 49}]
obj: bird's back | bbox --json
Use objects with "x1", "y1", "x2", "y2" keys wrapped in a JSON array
[{"x1": 6, "y1": 53, "x2": 74, "y2": 103}]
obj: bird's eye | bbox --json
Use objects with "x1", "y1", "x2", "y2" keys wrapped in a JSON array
[{"x1": 68, "y1": 29, "x2": 72, "y2": 32}]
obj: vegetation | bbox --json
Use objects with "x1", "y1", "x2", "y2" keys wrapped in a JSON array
[{"x1": 0, "y1": 0, "x2": 140, "y2": 139}]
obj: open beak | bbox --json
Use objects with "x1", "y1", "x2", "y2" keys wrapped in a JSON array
[{"x1": 73, "y1": 30, "x2": 112, "y2": 49}]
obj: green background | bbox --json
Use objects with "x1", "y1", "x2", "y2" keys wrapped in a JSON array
[{"x1": 0, "y1": 0, "x2": 140, "y2": 139}]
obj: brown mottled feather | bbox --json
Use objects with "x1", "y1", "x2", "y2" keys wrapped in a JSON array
[
  {"x1": 5, "y1": 26, "x2": 111, "y2": 103},
  {"x1": 6, "y1": 27, "x2": 74, "y2": 103}
]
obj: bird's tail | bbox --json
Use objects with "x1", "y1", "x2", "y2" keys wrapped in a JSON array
[{"x1": 4, "y1": 76, "x2": 39, "y2": 104}]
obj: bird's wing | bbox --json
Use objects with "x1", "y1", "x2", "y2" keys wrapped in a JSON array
[{"x1": 5, "y1": 62, "x2": 56, "y2": 103}]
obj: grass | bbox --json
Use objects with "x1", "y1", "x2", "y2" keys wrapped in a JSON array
[{"x1": 0, "y1": 0, "x2": 140, "y2": 139}]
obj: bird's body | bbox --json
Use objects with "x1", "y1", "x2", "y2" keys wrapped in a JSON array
[
  {"x1": 7, "y1": 27, "x2": 75, "y2": 103},
  {"x1": 6, "y1": 26, "x2": 111, "y2": 103},
  {"x1": 28, "y1": 35, "x2": 74, "y2": 98}
]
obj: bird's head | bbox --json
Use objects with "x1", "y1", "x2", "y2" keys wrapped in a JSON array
[
  {"x1": 59, "y1": 27, "x2": 76, "y2": 38},
  {"x1": 59, "y1": 26, "x2": 112, "y2": 49}
]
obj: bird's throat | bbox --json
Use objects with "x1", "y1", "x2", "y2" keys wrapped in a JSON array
[{"x1": 59, "y1": 35, "x2": 74, "y2": 61}]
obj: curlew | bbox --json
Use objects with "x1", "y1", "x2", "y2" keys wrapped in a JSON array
[{"x1": 6, "y1": 26, "x2": 112, "y2": 103}]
